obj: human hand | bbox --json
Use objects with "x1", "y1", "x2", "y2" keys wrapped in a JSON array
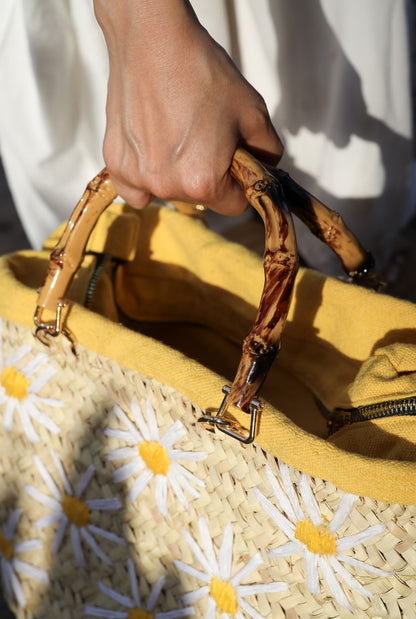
[{"x1": 94, "y1": 0, "x2": 283, "y2": 215}]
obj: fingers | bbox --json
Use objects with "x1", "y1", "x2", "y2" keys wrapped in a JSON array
[
  {"x1": 108, "y1": 174, "x2": 154, "y2": 210},
  {"x1": 239, "y1": 103, "x2": 284, "y2": 168}
]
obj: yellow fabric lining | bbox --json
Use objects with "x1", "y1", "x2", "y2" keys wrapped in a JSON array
[{"x1": 1, "y1": 203, "x2": 416, "y2": 505}]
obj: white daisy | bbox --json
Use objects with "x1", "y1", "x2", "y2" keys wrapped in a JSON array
[
  {"x1": 24, "y1": 451, "x2": 125, "y2": 567},
  {"x1": 0, "y1": 508, "x2": 48, "y2": 608},
  {"x1": 254, "y1": 462, "x2": 394, "y2": 610},
  {"x1": 85, "y1": 557, "x2": 195, "y2": 618},
  {"x1": 105, "y1": 398, "x2": 206, "y2": 516},
  {"x1": 0, "y1": 320, "x2": 62, "y2": 442},
  {"x1": 175, "y1": 516, "x2": 288, "y2": 619}
]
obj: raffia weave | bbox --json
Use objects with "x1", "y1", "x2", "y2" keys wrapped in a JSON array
[{"x1": 0, "y1": 319, "x2": 415, "y2": 619}]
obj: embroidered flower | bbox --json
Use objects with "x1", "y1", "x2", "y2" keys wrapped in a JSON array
[
  {"x1": 24, "y1": 451, "x2": 125, "y2": 567},
  {"x1": 105, "y1": 398, "x2": 206, "y2": 516},
  {"x1": 0, "y1": 509, "x2": 48, "y2": 608},
  {"x1": 0, "y1": 321, "x2": 62, "y2": 442},
  {"x1": 254, "y1": 462, "x2": 393, "y2": 610},
  {"x1": 175, "y1": 516, "x2": 288, "y2": 618},
  {"x1": 85, "y1": 557, "x2": 194, "y2": 618}
]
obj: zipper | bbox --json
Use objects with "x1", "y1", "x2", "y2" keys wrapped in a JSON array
[
  {"x1": 328, "y1": 396, "x2": 416, "y2": 435},
  {"x1": 84, "y1": 253, "x2": 106, "y2": 309}
]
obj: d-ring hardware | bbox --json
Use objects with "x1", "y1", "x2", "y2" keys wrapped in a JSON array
[{"x1": 198, "y1": 385, "x2": 262, "y2": 444}]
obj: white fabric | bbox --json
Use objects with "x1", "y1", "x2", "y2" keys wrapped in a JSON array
[{"x1": 0, "y1": 0, "x2": 414, "y2": 275}]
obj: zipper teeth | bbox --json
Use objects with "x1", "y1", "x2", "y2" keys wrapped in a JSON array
[
  {"x1": 349, "y1": 397, "x2": 416, "y2": 423},
  {"x1": 85, "y1": 254, "x2": 106, "y2": 309}
]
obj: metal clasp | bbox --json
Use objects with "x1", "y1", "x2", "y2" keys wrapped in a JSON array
[
  {"x1": 34, "y1": 303, "x2": 76, "y2": 353},
  {"x1": 198, "y1": 385, "x2": 262, "y2": 444}
]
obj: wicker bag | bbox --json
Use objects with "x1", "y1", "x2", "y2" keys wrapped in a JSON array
[{"x1": 0, "y1": 150, "x2": 415, "y2": 618}]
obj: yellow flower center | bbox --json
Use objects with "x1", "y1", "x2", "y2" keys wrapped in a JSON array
[
  {"x1": 0, "y1": 533, "x2": 14, "y2": 561},
  {"x1": 295, "y1": 518, "x2": 337, "y2": 556},
  {"x1": 210, "y1": 577, "x2": 238, "y2": 615},
  {"x1": 61, "y1": 495, "x2": 90, "y2": 527},
  {"x1": 128, "y1": 609, "x2": 154, "y2": 619},
  {"x1": 0, "y1": 366, "x2": 30, "y2": 400},
  {"x1": 138, "y1": 440, "x2": 170, "y2": 476}
]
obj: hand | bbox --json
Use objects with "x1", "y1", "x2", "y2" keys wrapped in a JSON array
[{"x1": 94, "y1": 0, "x2": 283, "y2": 215}]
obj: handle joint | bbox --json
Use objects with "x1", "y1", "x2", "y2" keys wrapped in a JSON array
[
  {"x1": 34, "y1": 303, "x2": 76, "y2": 353},
  {"x1": 198, "y1": 385, "x2": 262, "y2": 444}
]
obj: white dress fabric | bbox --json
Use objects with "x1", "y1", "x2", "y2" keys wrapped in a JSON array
[{"x1": 0, "y1": 0, "x2": 414, "y2": 276}]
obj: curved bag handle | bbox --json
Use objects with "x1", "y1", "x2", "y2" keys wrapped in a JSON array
[{"x1": 34, "y1": 148, "x2": 380, "y2": 443}]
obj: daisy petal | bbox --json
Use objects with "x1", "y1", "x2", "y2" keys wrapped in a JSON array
[
  {"x1": 48, "y1": 451, "x2": 72, "y2": 496},
  {"x1": 81, "y1": 527, "x2": 113, "y2": 566},
  {"x1": 22, "y1": 353, "x2": 48, "y2": 378},
  {"x1": 173, "y1": 463, "x2": 205, "y2": 488},
  {"x1": 337, "y1": 553, "x2": 394, "y2": 576},
  {"x1": 318, "y1": 556, "x2": 353, "y2": 610},
  {"x1": 174, "y1": 560, "x2": 211, "y2": 584},
  {"x1": 6, "y1": 345, "x2": 31, "y2": 366},
  {"x1": 147, "y1": 574, "x2": 165, "y2": 611},
  {"x1": 28, "y1": 364, "x2": 55, "y2": 391},
  {"x1": 304, "y1": 550, "x2": 320, "y2": 594},
  {"x1": 35, "y1": 510, "x2": 63, "y2": 530},
  {"x1": 24, "y1": 401, "x2": 60, "y2": 434},
  {"x1": 269, "y1": 463, "x2": 301, "y2": 522},
  {"x1": 205, "y1": 595, "x2": 217, "y2": 619},
  {"x1": 155, "y1": 474, "x2": 168, "y2": 516},
  {"x1": 106, "y1": 445, "x2": 138, "y2": 460},
  {"x1": 14, "y1": 539, "x2": 42, "y2": 554},
  {"x1": 145, "y1": 398, "x2": 160, "y2": 440},
  {"x1": 130, "y1": 469, "x2": 153, "y2": 502},
  {"x1": 34, "y1": 455, "x2": 62, "y2": 500},
  {"x1": 51, "y1": 517, "x2": 68, "y2": 553},
  {"x1": 238, "y1": 581, "x2": 288, "y2": 596},
  {"x1": 113, "y1": 403, "x2": 142, "y2": 441},
  {"x1": 168, "y1": 471, "x2": 189, "y2": 509},
  {"x1": 336, "y1": 524, "x2": 386, "y2": 552},
  {"x1": 25, "y1": 485, "x2": 60, "y2": 511},
  {"x1": 197, "y1": 518, "x2": 217, "y2": 574},
  {"x1": 218, "y1": 524, "x2": 233, "y2": 581},
  {"x1": 13, "y1": 558, "x2": 48, "y2": 584},
  {"x1": 169, "y1": 449, "x2": 207, "y2": 463},
  {"x1": 9, "y1": 563, "x2": 26, "y2": 607},
  {"x1": 2, "y1": 558, "x2": 13, "y2": 601},
  {"x1": 160, "y1": 420, "x2": 186, "y2": 449},
  {"x1": 237, "y1": 595, "x2": 265, "y2": 619},
  {"x1": 298, "y1": 474, "x2": 321, "y2": 527},
  {"x1": 328, "y1": 555, "x2": 372, "y2": 598},
  {"x1": 268, "y1": 540, "x2": 303, "y2": 559},
  {"x1": 71, "y1": 524, "x2": 86, "y2": 567},
  {"x1": 84, "y1": 605, "x2": 127, "y2": 618},
  {"x1": 113, "y1": 459, "x2": 145, "y2": 483},
  {"x1": 5, "y1": 509, "x2": 22, "y2": 539},
  {"x1": 181, "y1": 585, "x2": 210, "y2": 605},
  {"x1": 230, "y1": 551, "x2": 263, "y2": 587},
  {"x1": 18, "y1": 403, "x2": 40, "y2": 443},
  {"x1": 329, "y1": 494, "x2": 358, "y2": 533},
  {"x1": 87, "y1": 524, "x2": 125, "y2": 546},
  {"x1": 99, "y1": 580, "x2": 133, "y2": 607},
  {"x1": 128, "y1": 558, "x2": 141, "y2": 607},
  {"x1": 253, "y1": 487, "x2": 295, "y2": 539},
  {"x1": 158, "y1": 608, "x2": 195, "y2": 618},
  {"x1": 3, "y1": 398, "x2": 15, "y2": 431},
  {"x1": 130, "y1": 401, "x2": 151, "y2": 441},
  {"x1": 86, "y1": 498, "x2": 122, "y2": 511},
  {"x1": 76, "y1": 464, "x2": 96, "y2": 497}
]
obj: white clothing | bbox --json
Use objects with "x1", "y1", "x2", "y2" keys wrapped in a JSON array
[{"x1": 0, "y1": 0, "x2": 414, "y2": 276}]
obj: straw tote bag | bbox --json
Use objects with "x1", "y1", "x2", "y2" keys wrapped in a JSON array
[{"x1": 0, "y1": 149, "x2": 415, "y2": 618}]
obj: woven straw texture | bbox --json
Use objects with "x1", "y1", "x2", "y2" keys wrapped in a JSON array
[{"x1": 0, "y1": 318, "x2": 415, "y2": 619}]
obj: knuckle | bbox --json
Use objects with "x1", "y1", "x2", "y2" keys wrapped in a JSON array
[{"x1": 181, "y1": 168, "x2": 219, "y2": 203}]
